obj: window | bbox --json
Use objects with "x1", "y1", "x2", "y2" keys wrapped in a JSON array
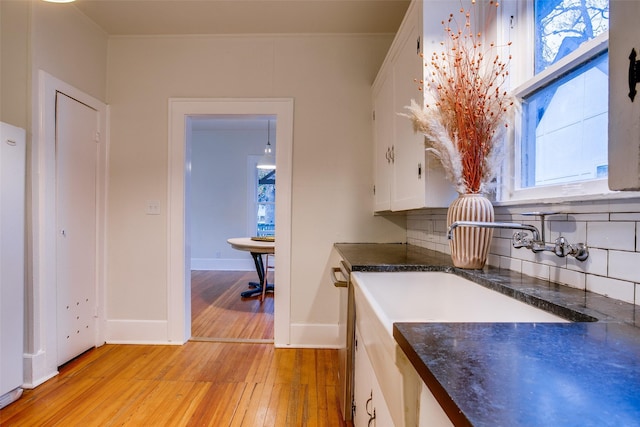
[
  {"x1": 255, "y1": 169, "x2": 275, "y2": 237},
  {"x1": 505, "y1": 0, "x2": 609, "y2": 200}
]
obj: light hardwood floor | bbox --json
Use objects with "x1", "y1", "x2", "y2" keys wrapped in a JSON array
[
  {"x1": 191, "y1": 270, "x2": 274, "y2": 340},
  {"x1": 0, "y1": 271, "x2": 349, "y2": 426}
]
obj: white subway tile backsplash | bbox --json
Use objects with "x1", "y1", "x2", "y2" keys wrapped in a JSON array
[
  {"x1": 587, "y1": 222, "x2": 635, "y2": 251},
  {"x1": 568, "y1": 213, "x2": 609, "y2": 222},
  {"x1": 500, "y1": 256, "x2": 522, "y2": 272},
  {"x1": 522, "y1": 260, "x2": 550, "y2": 280},
  {"x1": 608, "y1": 250, "x2": 640, "y2": 283},
  {"x1": 610, "y1": 212, "x2": 640, "y2": 221},
  {"x1": 490, "y1": 237, "x2": 512, "y2": 257},
  {"x1": 407, "y1": 199, "x2": 640, "y2": 305},
  {"x1": 567, "y1": 247, "x2": 607, "y2": 275},
  {"x1": 487, "y1": 253, "x2": 501, "y2": 268},
  {"x1": 550, "y1": 220, "x2": 587, "y2": 243},
  {"x1": 550, "y1": 266, "x2": 585, "y2": 290},
  {"x1": 586, "y1": 275, "x2": 635, "y2": 304}
]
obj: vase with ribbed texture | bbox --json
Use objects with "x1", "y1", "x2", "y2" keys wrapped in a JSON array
[{"x1": 447, "y1": 194, "x2": 494, "y2": 269}]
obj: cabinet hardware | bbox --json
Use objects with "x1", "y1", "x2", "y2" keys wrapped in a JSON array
[
  {"x1": 629, "y1": 48, "x2": 640, "y2": 101},
  {"x1": 418, "y1": 162, "x2": 422, "y2": 179},
  {"x1": 366, "y1": 391, "x2": 376, "y2": 426},
  {"x1": 330, "y1": 267, "x2": 348, "y2": 288},
  {"x1": 416, "y1": 36, "x2": 421, "y2": 55}
]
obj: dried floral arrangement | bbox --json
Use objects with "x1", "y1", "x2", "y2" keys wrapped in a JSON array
[{"x1": 404, "y1": 0, "x2": 516, "y2": 195}]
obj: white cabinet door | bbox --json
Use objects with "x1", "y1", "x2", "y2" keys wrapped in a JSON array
[
  {"x1": 353, "y1": 329, "x2": 373, "y2": 427},
  {"x1": 371, "y1": 0, "x2": 457, "y2": 212},
  {"x1": 373, "y1": 71, "x2": 394, "y2": 212},
  {"x1": 608, "y1": 0, "x2": 640, "y2": 190},
  {"x1": 391, "y1": 2, "x2": 424, "y2": 211},
  {"x1": 353, "y1": 328, "x2": 394, "y2": 427},
  {"x1": 56, "y1": 93, "x2": 99, "y2": 366}
]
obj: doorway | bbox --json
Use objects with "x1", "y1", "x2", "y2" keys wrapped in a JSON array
[
  {"x1": 167, "y1": 98, "x2": 293, "y2": 346},
  {"x1": 188, "y1": 115, "x2": 276, "y2": 342}
]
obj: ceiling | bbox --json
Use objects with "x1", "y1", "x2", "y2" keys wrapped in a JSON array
[{"x1": 72, "y1": 0, "x2": 411, "y2": 36}]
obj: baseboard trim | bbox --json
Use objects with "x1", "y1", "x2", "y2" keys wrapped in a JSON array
[
  {"x1": 288, "y1": 323, "x2": 341, "y2": 348},
  {"x1": 189, "y1": 336, "x2": 274, "y2": 344},
  {"x1": 22, "y1": 350, "x2": 58, "y2": 389},
  {"x1": 105, "y1": 319, "x2": 182, "y2": 345}
]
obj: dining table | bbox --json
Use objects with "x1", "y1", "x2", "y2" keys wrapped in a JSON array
[{"x1": 226, "y1": 237, "x2": 275, "y2": 300}]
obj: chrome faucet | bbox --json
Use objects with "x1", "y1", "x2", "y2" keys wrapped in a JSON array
[
  {"x1": 447, "y1": 221, "x2": 540, "y2": 241},
  {"x1": 447, "y1": 212, "x2": 589, "y2": 261}
]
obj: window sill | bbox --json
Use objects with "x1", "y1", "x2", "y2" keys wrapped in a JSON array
[{"x1": 494, "y1": 188, "x2": 640, "y2": 208}]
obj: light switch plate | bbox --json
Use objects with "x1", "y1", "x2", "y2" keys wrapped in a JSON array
[{"x1": 146, "y1": 200, "x2": 160, "y2": 215}]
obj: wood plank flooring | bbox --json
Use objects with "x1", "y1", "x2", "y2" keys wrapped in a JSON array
[
  {"x1": 1, "y1": 271, "x2": 350, "y2": 426},
  {"x1": 191, "y1": 270, "x2": 274, "y2": 340}
]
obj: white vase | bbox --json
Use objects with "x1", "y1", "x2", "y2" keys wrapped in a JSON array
[{"x1": 447, "y1": 193, "x2": 494, "y2": 269}]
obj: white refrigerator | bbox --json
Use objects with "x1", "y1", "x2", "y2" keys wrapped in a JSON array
[{"x1": 0, "y1": 122, "x2": 25, "y2": 408}]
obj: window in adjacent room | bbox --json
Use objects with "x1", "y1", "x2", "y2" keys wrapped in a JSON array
[{"x1": 255, "y1": 169, "x2": 275, "y2": 237}]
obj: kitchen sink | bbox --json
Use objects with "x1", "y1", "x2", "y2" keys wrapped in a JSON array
[
  {"x1": 351, "y1": 271, "x2": 568, "y2": 427},
  {"x1": 354, "y1": 271, "x2": 567, "y2": 331}
]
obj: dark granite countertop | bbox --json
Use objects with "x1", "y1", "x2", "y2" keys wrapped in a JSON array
[{"x1": 334, "y1": 243, "x2": 640, "y2": 426}]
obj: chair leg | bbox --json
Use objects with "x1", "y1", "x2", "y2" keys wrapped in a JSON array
[{"x1": 261, "y1": 254, "x2": 269, "y2": 302}]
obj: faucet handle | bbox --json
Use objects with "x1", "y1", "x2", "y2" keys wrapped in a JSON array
[
  {"x1": 554, "y1": 236, "x2": 570, "y2": 257},
  {"x1": 512, "y1": 231, "x2": 532, "y2": 249},
  {"x1": 554, "y1": 237, "x2": 590, "y2": 261}
]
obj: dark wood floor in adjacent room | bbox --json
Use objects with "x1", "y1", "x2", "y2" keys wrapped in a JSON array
[{"x1": 0, "y1": 271, "x2": 349, "y2": 426}]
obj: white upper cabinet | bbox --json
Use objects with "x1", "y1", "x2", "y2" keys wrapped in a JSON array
[
  {"x1": 608, "y1": 0, "x2": 640, "y2": 191},
  {"x1": 372, "y1": 0, "x2": 457, "y2": 212}
]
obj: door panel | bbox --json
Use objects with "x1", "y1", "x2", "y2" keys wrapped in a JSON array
[{"x1": 56, "y1": 92, "x2": 98, "y2": 366}]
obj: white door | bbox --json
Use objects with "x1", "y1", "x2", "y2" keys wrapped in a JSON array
[{"x1": 56, "y1": 92, "x2": 98, "y2": 366}]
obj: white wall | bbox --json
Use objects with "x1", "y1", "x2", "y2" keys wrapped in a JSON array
[
  {"x1": 106, "y1": 34, "x2": 406, "y2": 343},
  {"x1": 190, "y1": 127, "x2": 270, "y2": 270},
  {"x1": 0, "y1": 0, "x2": 30, "y2": 129},
  {"x1": 32, "y1": 1, "x2": 108, "y2": 101}
]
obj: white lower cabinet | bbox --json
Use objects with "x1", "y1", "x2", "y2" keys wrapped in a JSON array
[
  {"x1": 418, "y1": 382, "x2": 454, "y2": 427},
  {"x1": 354, "y1": 328, "x2": 454, "y2": 427},
  {"x1": 353, "y1": 328, "x2": 394, "y2": 427}
]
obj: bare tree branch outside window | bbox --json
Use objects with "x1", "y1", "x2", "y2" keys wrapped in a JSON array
[{"x1": 535, "y1": 0, "x2": 609, "y2": 73}]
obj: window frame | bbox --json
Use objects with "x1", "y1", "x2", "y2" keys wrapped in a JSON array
[{"x1": 497, "y1": 0, "x2": 613, "y2": 203}]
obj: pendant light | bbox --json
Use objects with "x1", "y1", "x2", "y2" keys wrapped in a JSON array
[{"x1": 257, "y1": 120, "x2": 276, "y2": 170}]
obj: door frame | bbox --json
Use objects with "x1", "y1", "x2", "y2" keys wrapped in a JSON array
[
  {"x1": 26, "y1": 70, "x2": 108, "y2": 387},
  {"x1": 168, "y1": 98, "x2": 293, "y2": 346}
]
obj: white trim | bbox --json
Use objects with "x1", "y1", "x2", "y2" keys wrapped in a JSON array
[
  {"x1": 168, "y1": 98, "x2": 293, "y2": 346},
  {"x1": 28, "y1": 70, "x2": 108, "y2": 386},
  {"x1": 105, "y1": 320, "x2": 177, "y2": 345},
  {"x1": 288, "y1": 323, "x2": 341, "y2": 349},
  {"x1": 513, "y1": 33, "x2": 609, "y2": 99}
]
